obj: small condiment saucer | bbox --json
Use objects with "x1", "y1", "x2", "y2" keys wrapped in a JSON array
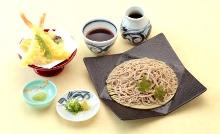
[
  {"x1": 56, "y1": 89, "x2": 100, "y2": 122},
  {"x1": 22, "y1": 79, "x2": 57, "y2": 109}
]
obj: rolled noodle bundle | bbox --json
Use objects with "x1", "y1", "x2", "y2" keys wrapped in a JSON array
[{"x1": 106, "y1": 58, "x2": 178, "y2": 109}]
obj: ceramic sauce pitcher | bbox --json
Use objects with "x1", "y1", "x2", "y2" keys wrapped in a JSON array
[{"x1": 121, "y1": 6, "x2": 151, "y2": 45}]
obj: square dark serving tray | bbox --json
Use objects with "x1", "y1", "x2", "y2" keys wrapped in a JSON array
[{"x1": 83, "y1": 33, "x2": 206, "y2": 120}]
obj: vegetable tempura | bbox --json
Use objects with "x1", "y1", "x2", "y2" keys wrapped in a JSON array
[{"x1": 20, "y1": 13, "x2": 71, "y2": 67}]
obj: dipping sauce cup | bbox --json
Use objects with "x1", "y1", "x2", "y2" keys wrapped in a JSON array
[{"x1": 82, "y1": 19, "x2": 117, "y2": 55}]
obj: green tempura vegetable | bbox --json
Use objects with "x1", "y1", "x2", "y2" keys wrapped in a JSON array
[
  {"x1": 154, "y1": 86, "x2": 166, "y2": 101},
  {"x1": 35, "y1": 35, "x2": 52, "y2": 59},
  {"x1": 137, "y1": 76, "x2": 151, "y2": 92}
]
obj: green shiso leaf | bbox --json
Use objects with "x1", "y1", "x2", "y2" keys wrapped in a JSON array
[
  {"x1": 137, "y1": 76, "x2": 151, "y2": 92},
  {"x1": 154, "y1": 86, "x2": 166, "y2": 101}
]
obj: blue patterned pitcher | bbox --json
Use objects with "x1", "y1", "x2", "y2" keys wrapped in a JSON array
[{"x1": 121, "y1": 6, "x2": 151, "y2": 45}]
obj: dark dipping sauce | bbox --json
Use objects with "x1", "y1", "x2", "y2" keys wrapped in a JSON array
[
  {"x1": 129, "y1": 12, "x2": 143, "y2": 19},
  {"x1": 86, "y1": 28, "x2": 114, "y2": 42}
]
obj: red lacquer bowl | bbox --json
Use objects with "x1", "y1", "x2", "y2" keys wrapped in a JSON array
[
  {"x1": 28, "y1": 50, "x2": 77, "y2": 77},
  {"x1": 19, "y1": 29, "x2": 77, "y2": 77}
]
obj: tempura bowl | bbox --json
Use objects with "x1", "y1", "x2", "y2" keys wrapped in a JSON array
[{"x1": 28, "y1": 50, "x2": 77, "y2": 77}]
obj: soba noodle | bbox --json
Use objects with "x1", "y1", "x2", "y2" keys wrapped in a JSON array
[{"x1": 106, "y1": 58, "x2": 178, "y2": 109}]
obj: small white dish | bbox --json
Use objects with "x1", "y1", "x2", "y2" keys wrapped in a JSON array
[{"x1": 56, "y1": 89, "x2": 100, "y2": 122}]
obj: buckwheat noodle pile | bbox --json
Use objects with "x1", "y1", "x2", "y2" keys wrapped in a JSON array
[{"x1": 106, "y1": 58, "x2": 178, "y2": 109}]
